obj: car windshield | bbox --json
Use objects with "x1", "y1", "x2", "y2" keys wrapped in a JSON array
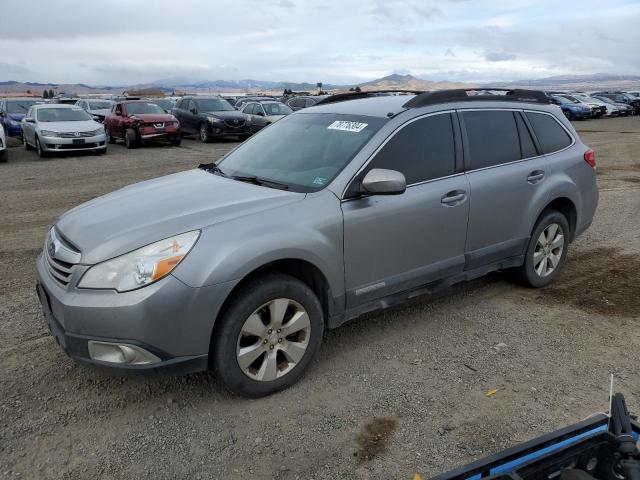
[
  {"x1": 263, "y1": 103, "x2": 292, "y2": 115},
  {"x1": 154, "y1": 99, "x2": 174, "y2": 110},
  {"x1": 88, "y1": 101, "x2": 113, "y2": 109},
  {"x1": 557, "y1": 95, "x2": 579, "y2": 103},
  {"x1": 197, "y1": 98, "x2": 235, "y2": 112},
  {"x1": 595, "y1": 97, "x2": 615, "y2": 105},
  {"x1": 126, "y1": 103, "x2": 165, "y2": 115},
  {"x1": 217, "y1": 113, "x2": 385, "y2": 192},
  {"x1": 37, "y1": 108, "x2": 92, "y2": 122},
  {"x1": 7, "y1": 100, "x2": 40, "y2": 114}
]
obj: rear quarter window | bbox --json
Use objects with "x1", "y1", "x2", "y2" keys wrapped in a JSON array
[{"x1": 525, "y1": 112, "x2": 572, "y2": 154}]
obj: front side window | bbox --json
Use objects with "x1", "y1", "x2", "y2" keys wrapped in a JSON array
[
  {"x1": 462, "y1": 110, "x2": 521, "y2": 170},
  {"x1": 88, "y1": 101, "x2": 113, "y2": 110},
  {"x1": 525, "y1": 112, "x2": 572, "y2": 154},
  {"x1": 218, "y1": 113, "x2": 384, "y2": 192},
  {"x1": 264, "y1": 103, "x2": 292, "y2": 115},
  {"x1": 367, "y1": 113, "x2": 456, "y2": 184},
  {"x1": 37, "y1": 108, "x2": 92, "y2": 122}
]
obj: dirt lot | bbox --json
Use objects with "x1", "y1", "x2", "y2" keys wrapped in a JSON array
[{"x1": 1, "y1": 117, "x2": 639, "y2": 479}]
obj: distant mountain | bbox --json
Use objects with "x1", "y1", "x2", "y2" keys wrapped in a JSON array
[
  {"x1": 1, "y1": 73, "x2": 639, "y2": 97},
  {"x1": 488, "y1": 73, "x2": 640, "y2": 90},
  {"x1": 358, "y1": 73, "x2": 474, "y2": 91}
]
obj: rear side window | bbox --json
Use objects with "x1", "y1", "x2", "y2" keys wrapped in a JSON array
[
  {"x1": 525, "y1": 112, "x2": 572, "y2": 154},
  {"x1": 367, "y1": 113, "x2": 456, "y2": 184},
  {"x1": 462, "y1": 110, "x2": 520, "y2": 170}
]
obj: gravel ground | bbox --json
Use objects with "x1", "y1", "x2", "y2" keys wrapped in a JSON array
[{"x1": 1, "y1": 117, "x2": 639, "y2": 479}]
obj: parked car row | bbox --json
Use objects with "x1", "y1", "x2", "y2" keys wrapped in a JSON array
[{"x1": 548, "y1": 90, "x2": 639, "y2": 120}]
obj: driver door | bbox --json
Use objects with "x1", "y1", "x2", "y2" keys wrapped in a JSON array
[{"x1": 341, "y1": 112, "x2": 470, "y2": 308}]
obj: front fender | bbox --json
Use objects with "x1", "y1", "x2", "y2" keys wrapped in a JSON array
[{"x1": 172, "y1": 190, "x2": 345, "y2": 299}]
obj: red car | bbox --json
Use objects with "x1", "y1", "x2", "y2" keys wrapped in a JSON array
[{"x1": 104, "y1": 100, "x2": 181, "y2": 149}]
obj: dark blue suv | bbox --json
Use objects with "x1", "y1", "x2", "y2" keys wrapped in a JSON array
[
  {"x1": 0, "y1": 98, "x2": 43, "y2": 137},
  {"x1": 550, "y1": 95, "x2": 592, "y2": 120}
]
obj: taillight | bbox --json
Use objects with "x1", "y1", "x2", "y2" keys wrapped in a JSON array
[{"x1": 584, "y1": 149, "x2": 596, "y2": 169}]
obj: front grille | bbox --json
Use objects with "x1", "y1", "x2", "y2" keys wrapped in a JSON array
[
  {"x1": 224, "y1": 119, "x2": 245, "y2": 128},
  {"x1": 58, "y1": 130, "x2": 98, "y2": 138},
  {"x1": 44, "y1": 228, "x2": 81, "y2": 288},
  {"x1": 48, "y1": 143, "x2": 101, "y2": 150},
  {"x1": 44, "y1": 247, "x2": 74, "y2": 287}
]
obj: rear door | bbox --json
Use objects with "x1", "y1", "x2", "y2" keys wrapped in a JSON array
[
  {"x1": 342, "y1": 112, "x2": 470, "y2": 307},
  {"x1": 460, "y1": 109, "x2": 550, "y2": 269}
]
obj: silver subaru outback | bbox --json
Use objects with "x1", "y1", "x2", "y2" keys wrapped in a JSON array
[{"x1": 36, "y1": 89, "x2": 598, "y2": 397}]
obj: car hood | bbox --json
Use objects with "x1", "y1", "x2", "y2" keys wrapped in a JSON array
[
  {"x1": 203, "y1": 110, "x2": 246, "y2": 121},
  {"x1": 130, "y1": 113, "x2": 176, "y2": 122},
  {"x1": 36, "y1": 119, "x2": 102, "y2": 132},
  {"x1": 8, "y1": 113, "x2": 25, "y2": 121},
  {"x1": 56, "y1": 169, "x2": 304, "y2": 264}
]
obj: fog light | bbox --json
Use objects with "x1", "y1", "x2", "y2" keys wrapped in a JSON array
[{"x1": 87, "y1": 341, "x2": 161, "y2": 365}]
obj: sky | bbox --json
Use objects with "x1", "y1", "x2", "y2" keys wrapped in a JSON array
[{"x1": 1, "y1": 0, "x2": 639, "y2": 85}]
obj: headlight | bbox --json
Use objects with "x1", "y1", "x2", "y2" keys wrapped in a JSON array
[
  {"x1": 40, "y1": 130, "x2": 60, "y2": 137},
  {"x1": 207, "y1": 116, "x2": 222, "y2": 123},
  {"x1": 172, "y1": 121, "x2": 180, "y2": 127},
  {"x1": 9, "y1": 119, "x2": 19, "y2": 126},
  {"x1": 92, "y1": 127, "x2": 105, "y2": 135},
  {"x1": 78, "y1": 230, "x2": 200, "y2": 292}
]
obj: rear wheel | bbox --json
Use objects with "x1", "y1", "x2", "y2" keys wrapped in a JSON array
[
  {"x1": 23, "y1": 134, "x2": 33, "y2": 151},
  {"x1": 106, "y1": 127, "x2": 115, "y2": 144},
  {"x1": 199, "y1": 123, "x2": 212, "y2": 143},
  {"x1": 517, "y1": 210, "x2": 570, "y2": 288},
  {"x1": 212, "y1": 273, "x2": 324, "y2": 397},
  {"x1": 124, "y1": 129, "x2": 137, "y2": 149}
]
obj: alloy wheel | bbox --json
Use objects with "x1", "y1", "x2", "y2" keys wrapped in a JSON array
[
  {"x1": 533, "y1": 223, "x2": 564, "y2": 278},
  {"x1": 200, "y1": 124, "x2": 208, "y2": 142},
  {"x1": 236, "y1": 298, "x2": 311, "y2": 382}
]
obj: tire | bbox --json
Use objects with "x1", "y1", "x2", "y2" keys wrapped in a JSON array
[
  {"x1": 35, "y1": 136, "x2": 47, "y2": 158},
  {"x1": 106, "y1": 127, "x2": 115, "y2": 144},
  {"x1": 0, "y1": 149, "x2": 7, "y2": 163},
  {"x1": 517, "y1": 209, "x2": 570, "y2": 288},
  {"x1": 124, "y1": 129, "x2": 137, "y2": 149},
  {"x1": 199, "y1": 123, "x2": 212, "y2": 143},
  {"x1": 170, "y1": 136, "x2": 181, "y2": 146},
  {"x1": 23, "y1": 134, "x2": 33, "y2": 151},
  {"x1": 212, "y1": 273, "x2": 324, "y2": 397},
  {"x1": 563, "y1": 109, "x2": 573, "y2": 121},
  {"x1": 95, "y1": 147, "x2": 107, "y2": 155}
]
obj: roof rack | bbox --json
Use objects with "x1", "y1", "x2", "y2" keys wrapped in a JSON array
[
  {"x1": 402, "y1": 88, "x2": 551, "y2": 108},
  {"x1": 315, "y1": 90, "x2": 423, "y2": 105}
]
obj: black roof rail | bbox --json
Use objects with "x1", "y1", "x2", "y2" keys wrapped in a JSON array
[
  {"x1": 315, "y1": 90, "x2": 423, "y2": 105},
  {"x1": 403, "y1": 88, "x2": 551, "y2": 108}
]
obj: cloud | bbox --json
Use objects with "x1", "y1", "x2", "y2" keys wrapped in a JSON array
[
  {"x1": 0, "y1": 0, "x2": 638, "y2": 85},
  {"x1": 484, "y1": 51, "x2": 517, "y2": 62}
]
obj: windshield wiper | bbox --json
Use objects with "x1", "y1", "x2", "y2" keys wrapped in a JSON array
[
  {"x1": 198, "y1": 162, "x2": 228, "y2": 177},
  {"x1": 231, "y1": 175, "x2": 289, "y2": 190}
]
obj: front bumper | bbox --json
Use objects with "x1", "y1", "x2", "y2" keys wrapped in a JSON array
[
  {"x1": 137, "y1": 125, "x2": 180, "y2": 141},
  {"x1": 207, "y1": 121, "x2": 250, "y2": 137},
  {"x1": 40, "y1": 133, "x2": 107, "y2": 152},
  {"x1": 35, "y1": 252, "x2": 237, "y2": 372}
]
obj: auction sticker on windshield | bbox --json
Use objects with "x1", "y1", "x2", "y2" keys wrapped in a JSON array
[{"x1": 327, "y1": 120, "x2": 368, "y2": 133}]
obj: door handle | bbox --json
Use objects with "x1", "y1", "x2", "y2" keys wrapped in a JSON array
[
  {"x1": 527, "y1": 170, "x2": 545, "y2": 183},
  {"x1": 441, "y1": 190, "x2": 467, "y2": 206}
]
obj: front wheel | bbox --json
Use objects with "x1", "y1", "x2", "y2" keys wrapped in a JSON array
[
  {"x1": 106, "y1": 127, "x2": 115, "y2": 144},
  {"x1": 212, "y1": 273, "x2": 324, "y2": 397},
  {"x1": 170, "y1": 136, "x2": 181, "y2": 146},
  {"x1": 517, "y1": 210, "x2": 570, "y2": 288},
  {"x1": 124, "y1": 129, "x2": 137, "y2": 149},
  {"x1": 35, "y1": 136, "x2": 47, "y2": 158},
  {"x1": 563, "y1": 109, "x2": 573, "y2": 121}
]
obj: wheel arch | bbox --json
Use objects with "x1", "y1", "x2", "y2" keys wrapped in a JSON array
[{"x1": 534, "y1": 196, "x2": 578, "y2": 241}]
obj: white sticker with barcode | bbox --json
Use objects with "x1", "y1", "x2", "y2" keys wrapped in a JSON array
[{"x1": 327, "y1": 120, "x2": 368, "y2": 133}]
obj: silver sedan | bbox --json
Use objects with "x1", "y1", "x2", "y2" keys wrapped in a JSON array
[{"x1": 22, "y1": 104, "x2": 107, "y2": 157}]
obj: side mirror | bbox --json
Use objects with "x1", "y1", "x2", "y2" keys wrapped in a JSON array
[
  {"x1": 360, "y1": 168, "x2": 406, "y2": 195},
  {"x1": 92, "y1": 115, "x2": 100, "y2": 121},
  {"x1": 115, "y1": 109, "x2": 122, "y2": 116},
  {"x1": 190, "y1": 107, "x2": 198, "y2": 115},
  {"x1": 256, "y1": 111, "x2": 265, "y2": 117},
  {"x1": 25, "y1": 118, "x2": 35, "y2": 123}
]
